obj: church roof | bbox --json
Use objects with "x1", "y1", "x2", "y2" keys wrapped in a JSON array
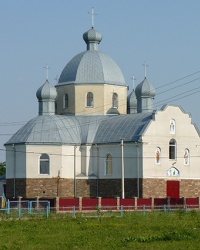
[
  {"x1": 57, "y1": 50, "x2": 126, "y2": 86},
  {"x1": 57, "y1": 27, "x2": 126, "y2": 87},
  {"x1": 5, "y1": 113, "x2": 152, "y2": 145}
]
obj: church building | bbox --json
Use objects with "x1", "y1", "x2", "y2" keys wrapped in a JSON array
[{"x1": 4, "y1": 22, "x2": 200, "y2": 199}]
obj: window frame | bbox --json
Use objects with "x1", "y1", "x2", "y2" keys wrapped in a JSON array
[
  {"x1": 86, "y1": 92, "x2": 94, "y2": 107},
  {"x1": 105, "y1": 154, "x2": 112, "y2": 176},
  {"x1": 39, "y1": 153, "x2": 50, "y2": 175},
  {"x1": 169, "y1": 139, "x2": 177, "y2": 160},
  {"x1": 63, "y1": 93, "x2": 69, "y2": 109},
  {"x1": 112, "y1": 93, "x2": 118, "y2": 108}
]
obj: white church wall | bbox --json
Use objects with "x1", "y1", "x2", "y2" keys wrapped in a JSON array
[
  {"x1": 61, "y1": 146, "x2": 76, "y2": 178},
  {"x1": 6, "y1": 145, "x2": 26, "y2": 178},
  {"x1": 74, "y1": 146, "x2": 82, "y2": 175},
  {"x1": 97, "y1": 143, "x2": 141, "y2": 179},
  {"x1": 142, "y1": 105, "x2": 200, "y2": 179},
  {"x1": 5, "y1": 146, "x2": 15, "y2": 178},
  {"x1": 25, "y1": 145, "x2": 63, "y2": 178}
]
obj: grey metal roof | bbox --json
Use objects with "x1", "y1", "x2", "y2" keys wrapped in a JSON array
[
  {"x1": 5, "y1": 113, "x2": 153, "y2": 146},
  {"x1": 5, "y1": 115, "x2": 82, "y2": 145},
  {"x1": 93, "y1": 113, "x2": 152, "y2": 144},
  {"x1": 57, "y1": 50, "x2": 127, "y2": 86},
  {"x1": 135, "y1": 77, "x2": 156, "y2": 97}
]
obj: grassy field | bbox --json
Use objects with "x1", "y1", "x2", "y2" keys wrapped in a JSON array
[{"x1": 0, "y1": 210, "x2": 200, "y2": 249}]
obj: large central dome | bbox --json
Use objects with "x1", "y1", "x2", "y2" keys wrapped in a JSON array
[
  {"x1": 58, "y1": 28, "x2": 126, "y2": 86},
  {"x1": 58, "y1": 50, "x2": 126, "y2": 86}
]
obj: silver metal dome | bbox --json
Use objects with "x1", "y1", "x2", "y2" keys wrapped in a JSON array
[
  {"x1": 127, "y1": 90, "x2": 137, "y2": 114},
  {"x1": 36, "y1": 80, "x2": 57, "y2": 101},
  {"x1": 58, "y1": 50, "x2": 126, "y2": 86},
  {"x1": 135, "y1": 77, "x2": 156, "y2": 98},
  {"x1": 58, "y1": 27, "x2": 126, "y2": 87}
]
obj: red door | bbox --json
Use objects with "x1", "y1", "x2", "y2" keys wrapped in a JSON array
[{"x1": 167, "y1": 181, "x2": 180, "y2": 198}]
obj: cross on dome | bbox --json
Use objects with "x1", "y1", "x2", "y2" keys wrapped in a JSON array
[
  {"x1": 44, "y1": 64, "x2": 50, "y2": 81},
  {"x1": 130, "y1": 75, "x2": 136, "y2": 90},
  {"x1": 88, "y1": 7, "x2": 97, "y2": 28},
  {"x1": 142, "y1": 61, "x2": 148, "y2": 78}
]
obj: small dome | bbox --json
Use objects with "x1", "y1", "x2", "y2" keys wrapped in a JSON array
[
  {"x1": 135, "y1": 77, "x2": 155, "y2": 98},
  {"x1": 127, "y1": 90, "x2": 137, "y2": 114},
  {"x1": 83, "y1": 28, "x2": 102, "y2": 45},
  {"x1": 36, "y1": 80, "x2": 57, "y2": 101},
  {"x1": 106, "y1": 107, "x2": 120, "y2": 115},
  {"x1": 127, "y1": 90, "x2": 137, "y2": 108}
]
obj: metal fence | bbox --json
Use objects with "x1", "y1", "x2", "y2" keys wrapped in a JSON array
[{"x1": 0, "y1": 204, "x2": 199, "y2": 221}]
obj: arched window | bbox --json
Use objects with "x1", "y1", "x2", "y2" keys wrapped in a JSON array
[
  {"x1": 39, "y1": 154, "x2": 50, "y2": 174},
  {"x1": 63, "y1": 94, "x2": 68, "y2": 109},
  {"x1": 169, "y1": 139, "x2": 176, "y2": 160},
  {"x1": 105, "y1": 154, "x2": 112, "y2": 175},
  {"x1": 155, "y1": 147, "x2": 161, "y2": 164},
  {"x1": 184, "y1": 148, "x2": 190, "y2": 165},
  {"x1": 86, "y1": 92, "x2": 93, "y2": 107},
  {"x1": 112, "y1": 93, "x2": 118, "y2": 108},
  {"x1": 170, "y1": 119, "x2": 176, "y2": 134}
]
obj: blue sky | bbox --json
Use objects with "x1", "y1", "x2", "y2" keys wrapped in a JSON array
[{"x1": 1, "y1": 0, "x2": 200, "y2": 162}]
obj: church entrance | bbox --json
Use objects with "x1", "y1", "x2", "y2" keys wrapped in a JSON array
[{"x1": 166, "y1": 180, "x2": 180, "y2": 198}]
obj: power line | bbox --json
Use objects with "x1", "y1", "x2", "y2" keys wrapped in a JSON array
[
  {"x1": 0, "y1": 147, "x2": 199, "y2": 160},
  {"x1": 0, "y1": 70, "x2": 200, "y2": 137}
]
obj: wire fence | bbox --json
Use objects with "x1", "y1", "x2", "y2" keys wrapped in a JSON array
[{"x1": 0, "y1": 204, "x2": 200, "y2": 221}]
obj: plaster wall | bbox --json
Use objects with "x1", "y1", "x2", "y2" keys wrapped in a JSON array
[
  {"x1": 56, "y1": 84, "x2": 127, "y2": 115},
  {"x1": 142, "y1": 106, "x2": 200, "y2": 179}
]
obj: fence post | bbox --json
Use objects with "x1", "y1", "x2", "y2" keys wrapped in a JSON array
[
  {"x1": 46, "y1": 206, "x2": 49, "y2": 219},
  {"x1": 18, "y1": 196, "x2": 22, "y2": 219},
  {"x1": 117, "y1": 197, "x2": 120, "y2": 211},
  {"x1": 79, "y1": 197, "x2": 82, "y2": 212},
  {"x1": 7, "y1": 199, "x2": 10, "y2": 214},
  {"x1": 184, "y1": 204, "x2": 188, "y2": 213},
  {"x1": 55, "y1": 197, "x2": 59, "y2": 213},
  {"x1": 98, "y1": 197, "x2": 102, "y2": 209},
  {"x1": 167, "y1": 196, "x2": 170, "y2": 209},
  {"x1": 151, "y1": 197, "x2": 154, "y2": 210},
  {"x1": 120, "y1": 205, "x2": 124, "y2": 217},
  {"x1": 198, "y1": 197, "x2": 200, "y2": 209},
  {"x1": 183, "y1": 197, "x2": 186, "y2": 211},
  {"x1": 164, "y1": 204, "x2": 167, "y2": 214},
  {"x1": 72, "y1": 206, "x2": 76, "y2": 218},
  {"x1": 36, "y1": 195, "x2": 40, "y2": 210},
  {"x1": 134, "y1": 197, "x2": 137, "y2": 210},
  {"x1": 143, "y1": 205, "x2": 146, "y2": 216}
]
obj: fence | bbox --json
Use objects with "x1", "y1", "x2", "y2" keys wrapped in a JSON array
[
  {"x1": 0, "y1": 199, "x2": 51, "y2": 219},
  {"x1": 1, "y1": 196, "x2": 200, "y2": 220},
  {"x1": 58, "y1": 196, "x2": 200, "y2": 212}
]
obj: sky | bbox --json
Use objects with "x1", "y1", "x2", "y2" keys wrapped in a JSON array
[{"x1": 1, "y1": 0, "x2": 200, "y2": 162}]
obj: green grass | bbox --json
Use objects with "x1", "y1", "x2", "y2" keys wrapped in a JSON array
[{"x1": 0, "y1": 210, "x2": 200, "y2": 249}]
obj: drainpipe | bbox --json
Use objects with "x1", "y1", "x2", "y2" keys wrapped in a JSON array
[
  {"x1": 136, "y1": 143, "x2": 140, "y2": 198},
  {"x1": 74, "y1": 145, "x2": 77, "y2": 198},
  {"x1": 121, "y1": 139, "x2": 125, "y2": 199},
  {"x1": 12, "y1": 144, "x2": 16, "y2": 198},
  {"x1": 95, "y1": 144, "x2": 99, "y2": 197}
]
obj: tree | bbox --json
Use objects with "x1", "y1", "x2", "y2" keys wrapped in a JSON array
[{"x1": 0, "y1": 162, "x2": 6, "y2": 175}]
